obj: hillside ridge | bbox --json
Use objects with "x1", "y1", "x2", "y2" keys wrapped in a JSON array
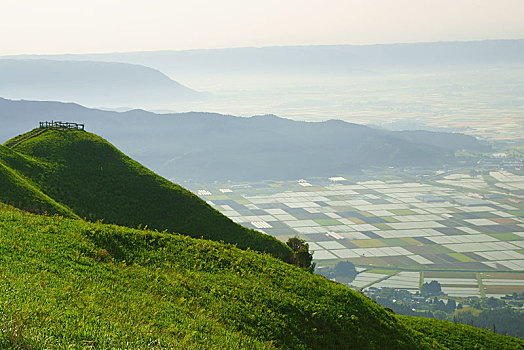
[
  {"x1": 0, "y1": 59, "x2": 206, "y2": 109},
  {"x1": 0, "y1": 144, "x2": 77, "y2": 217},
  {"x1": 2, "y1": 127, "x2": 292, "y2": 261},
  {"x1": 3, "y1": 40, "x2": 522, "y2": 76},
  {"x1": 0, "y1": 98, "x2": 490, "y2": 181},
  {"x1": 5, "y1": 127, "x2": 48, "y2": 148}
]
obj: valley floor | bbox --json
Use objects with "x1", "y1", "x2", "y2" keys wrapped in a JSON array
[{"x1": 190, "y1": 167, "x2": 524, "y2": 298}]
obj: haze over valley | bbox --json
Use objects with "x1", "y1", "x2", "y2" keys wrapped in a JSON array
[
  {"x1": 0, "y1": 97, "x2": 491, "y2": 181},
  {"x1": 5, "y1": 40, "x2": 523, "y2": 141}
]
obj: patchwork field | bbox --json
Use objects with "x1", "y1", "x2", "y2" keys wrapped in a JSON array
[{"x1": 192, "y1": 170, "x2": 524, "y2": 297}]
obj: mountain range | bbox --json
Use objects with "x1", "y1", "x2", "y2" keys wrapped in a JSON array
[
  {"x1": 5, "y1": 40, "x2": 522, "y2": 78},
  {"x1": 0, "y1": 97, "x2": 490, "y2": 181},
  {"x1": 0, "y1": 59, "x2": 206, "y2": 109}
]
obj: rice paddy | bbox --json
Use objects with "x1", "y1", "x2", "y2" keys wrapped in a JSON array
[{"x1": 192, "y1": 170, "x2": 524, "y2": 297}]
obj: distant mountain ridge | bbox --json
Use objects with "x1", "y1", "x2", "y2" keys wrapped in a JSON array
[
  {"x1": 0, "y1": 59, "x2": 206, "y2": 108},
  {"x1": 0, "y1": 98, "x2": 490, "y2": 181},
  {"x1": 4, "y1": 40, "x2": 522, "y2": 77}
]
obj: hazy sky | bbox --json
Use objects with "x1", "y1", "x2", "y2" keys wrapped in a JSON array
[{"x1": 1, "y1": 0, "x2": 523, "y2": 55}]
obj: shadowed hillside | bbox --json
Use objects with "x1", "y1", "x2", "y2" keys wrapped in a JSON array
[{"x1": 0, "y1": 98, "x2": 491, "y2": 181}]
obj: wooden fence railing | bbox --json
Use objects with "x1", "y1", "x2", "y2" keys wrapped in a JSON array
[{"x1": 39, "y1": 121, "x2": 85, "y2": 130}]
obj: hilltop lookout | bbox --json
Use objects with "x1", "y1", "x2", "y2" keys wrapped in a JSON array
[{"x1": 39, "y1": 121, "x2": 85, "y2": 131}]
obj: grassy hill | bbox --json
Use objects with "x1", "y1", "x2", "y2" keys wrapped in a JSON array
[
  {"x1": 0, "y1": 203, "x2": 430, "y2": 349},
  {"x1": 400, "y1": 316, "x2": 523, "y2": 350},
  {"x1": 0, "y1": 144, "x2": 76, "y2": 217},
  {"x1": 1, "y1": 204, "x2": 523, "y2": 349},
  {"x1": 2, "y1": 128, "x2": 291, "y2": 261}
]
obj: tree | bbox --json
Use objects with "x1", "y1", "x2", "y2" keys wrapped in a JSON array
[
  {"x1": 446, "y1": 299, "x2": 457, "y2": 313},
  {"x1": 421, "y1": 280, "x2": 443, "y2": 296},
  {"x1": 334, "y1": 261, "x2": 357, "y2": 280},
  {"x1": 436, "y1": 299, "x2": 446, "y2": 312},
  {"x1": 286, "y1": 236, "x2": 305, "y2": 252},
  {"x1": 286, "y1": 236, "x2": 315, "y2": 273}
]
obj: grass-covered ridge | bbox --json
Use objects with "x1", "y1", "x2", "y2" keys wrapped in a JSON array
[
  {"x1": 0, "y1": 144, "x2": 76, "y2": 217},
  {"x1": 0, "y1": 204, "x2": 439, "y2": 349},
  {"x1": 399, "y1": 316, "x2": 524, "y2": 350},
  {"x1": 3, "y1": 128, "x2": 291, "y2": 261}
]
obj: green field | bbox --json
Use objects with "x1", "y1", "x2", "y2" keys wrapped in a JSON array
[
  {"x1": 448, "y1": 253, "x2": 477, "y2": 263},
  {"x1": 313, "y1": 218, "x2": 343, "y2": 226}
]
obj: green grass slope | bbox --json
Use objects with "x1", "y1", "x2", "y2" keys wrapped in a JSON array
[
  {"x1": 0, "y1": 145, "x2": 76, "y2": 217},
  {"x1": 0, "y1": 204, "x2": 441, "y2": 349},
  {"x1": 400, "y1": 316, "x2": 524, "y2": 350},
  {"x1": 4, "y1": 128, "x2": 291, "y2": 261}
]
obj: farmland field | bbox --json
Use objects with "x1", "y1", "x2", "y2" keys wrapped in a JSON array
[{"x1": 190, "y1": 169, "x2": 524, "y2": 297}]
